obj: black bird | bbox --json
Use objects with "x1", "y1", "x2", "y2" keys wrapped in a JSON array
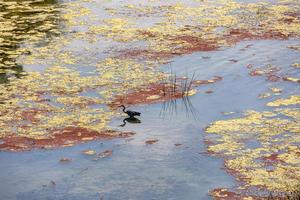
[{"x1": 119, "y1": 105, "x2": 141, "y2": 118}]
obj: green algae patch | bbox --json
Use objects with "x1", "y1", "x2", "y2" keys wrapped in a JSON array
[{"x1": 205, "y1": 96, "x2": 300, "y2": 197}]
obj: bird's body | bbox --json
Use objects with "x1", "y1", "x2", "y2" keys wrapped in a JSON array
[{"x1": 119, "y1": 105, "x2": 141, "y2": 118}]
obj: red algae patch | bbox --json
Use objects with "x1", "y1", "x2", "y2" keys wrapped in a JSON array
[
  {"x1": 117, "y1": 35, "x2": 218, "y2": 61},
  {"x1": 111, "y1": 83, "x2": 183, "y2": 106},
  {"x1": 111, "y1": 76, "x2": 222, "y2": 106},
  {"x1": 20, "y1": 108, "x2": 47, "y2": 122},
  {"x1": 210, "y1": 188, "x2": 243, "y2": 200},
  {"x1": 247, "y1": 64, "x2": 282, "y2": 82},
  {"x1": 210, "y1": 188, "x2": 266, "y2": 200},
  {"x1": 0, "y1": 127, "x2": 134, "y2": 152},
  {"x1": 170, "y1": 35, "x2": 218, "y2": 53},
  {"x1": 118, "y1": 33, "x2": 219, "y2": 59},
  {"x1": 117, "y1": 28, "x2": 288, "y2": 62},
  {"x1": 116, "y1": 48, "x2": 175, "y2": 61},
  {"x1": 225, "y1": 29, "x2": 287, "y2": 45},
  {"x1": 261, "y1": 153, "x2": 285, "y2": 167},
  {"x1": 247, "y1": 63, "x2": 300, "y2": 83}
]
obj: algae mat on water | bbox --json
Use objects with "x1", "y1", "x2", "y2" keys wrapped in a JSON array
[
  {"x1": 0, "y1": 0, "x2": 300, "y2": 198},
  {"x1": 206, "y1": 95, "x2": 300, "y2": 198}
]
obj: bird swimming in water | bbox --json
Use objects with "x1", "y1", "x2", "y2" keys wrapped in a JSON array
[{"x1": 119, "y1": 105, "x2": 141, "y2": 118}]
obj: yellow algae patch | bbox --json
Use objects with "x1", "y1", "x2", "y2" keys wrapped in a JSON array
[
  {"x1": 258, "y1": 93, "x2": 271, "y2": 99},
  {"x1": 146, "y1": 95, "x2": 161, "y2": 100},
  {"x1": 206, "y1": 103, "x2": 300, "y2": 195},
  {"x1": 0, "y1": 64, "x2": 119, "y2": 142},
  {"x1": 82, "y1": 149, "x2": 96, "y2": 155},
  {"x1": 96, "y1": 58, "x2": 166, "y2": 99},
  {"x1": 184, "y1": 89, "x2": 197, "y2": 96},
  {"x1": 267, "y1": 95, "x2": 300, "y2": 107},
  {"x1": 270, "y1": 87, "x2": 282, "y2": 94},
  {"x1": 291, "y1": 63, "x2": 300, "y2": 68},
  {"x1": 89, "y1": 18, "x2": 141, "y2": 42},
  {"x1": 283, "y1": 77, "x2": 300, "y2": 83},
  {"x1": 0, "y1": 0, "x2": 61, "y2": 73},
  {"x1": 56, "y1": 96, "x2": 103, "y2": 107},
  {"x1": 206, "y1": 110, "x2": 264, "y2": 134}
]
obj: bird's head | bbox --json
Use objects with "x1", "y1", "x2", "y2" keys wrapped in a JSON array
[{"x1": 118, "y1": 105, "x2": 126, "y2": 108}]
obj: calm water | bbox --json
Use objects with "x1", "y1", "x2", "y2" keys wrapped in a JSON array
[
  {"x1": 1, "y1": 38, "x2": 300, "y2": 199},
  {"x1": 1, "y1": 0, "x2": 300, "y2": 199}
]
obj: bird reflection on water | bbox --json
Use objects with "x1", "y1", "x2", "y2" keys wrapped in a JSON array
[{"x1": 119, "y1": 117, "x2": 141, "y2": 127}]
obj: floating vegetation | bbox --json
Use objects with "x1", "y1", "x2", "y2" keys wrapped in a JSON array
[
  {"x1": 111, "y1": 70, "x2": 222, "y2": 107},
  {"x1": 267, "y1": 95, "x2": 300, "y2": 107},
  {"x1": 94, "y1": 150, "x2": 113, "y2": 160},
  {"x1": 0, "y1": 126, "x2": 134, "y2": 151},
  {"x1": 288, "y1": 45, "x2": 300, "y2": 51},
  {"x1": 0, "y1": 0, "x2": 61, "y2": 79},
  {"x1": 1, "y1": 0, "x2": 300, "y2": 148},
  {"x1": 59, "y1": 157, "x2": 72, "y2": 163},
  {"x1": 283, "y1": 76, "x2": 300, "y2": 83},
  {"x1": 0, "y1": 1, "x2": 300, "y2": 198},
  {"x1": 205, "y1": 94, "x2": 300, "y2": 197},
  {"x1": 291, "y1": 63, "x2": 300, "y2": 68},
  {"x1": 248, "y1": 64, "x2": 282, "y2": 82},
  {"x1": 82, "y1": 149, "x2": 96, "y2": 155},
  {"x1": 145, "y1": 139, "x2": 159, "y2": 145}
]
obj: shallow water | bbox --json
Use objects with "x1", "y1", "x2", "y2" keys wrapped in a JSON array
[
  {"x1": 1, "y1": 0, "x2": 300, "y2": 199},
  {"x1": 1, "y1": 38, "x2": 299, "y2": 199}
]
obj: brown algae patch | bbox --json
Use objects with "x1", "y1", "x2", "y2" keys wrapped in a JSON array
[
  {"x1": 205, "y1": 96, "x2": 300, "y2": 197},
  {"x1": 145, "y1": 139, "x2": 159, "y2": 145}
]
